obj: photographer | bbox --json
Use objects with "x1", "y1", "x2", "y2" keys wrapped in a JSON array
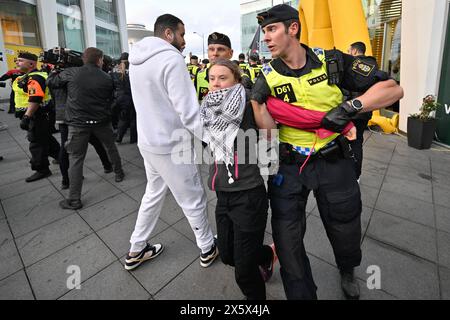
[
  {"x1": 47, "y1": 48, "x2": 113, "y2": 190},
  {"x1": 12, "y1": 52, "x2": 60, "y2": 183},
  {"x1": 51, "y1": 47, "x2": 125, "y2": 210}
]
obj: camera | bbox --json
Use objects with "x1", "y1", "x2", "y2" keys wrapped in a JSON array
[{"x1": 40, "y1": 47, "x2": 83, "y2": 69}]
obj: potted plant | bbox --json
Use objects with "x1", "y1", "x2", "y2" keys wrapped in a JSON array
[{"x1": 407, "y1": 94, "x2": 440, "y2": 150}]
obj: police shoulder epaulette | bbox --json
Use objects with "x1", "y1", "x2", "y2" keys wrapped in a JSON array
[
  {"x1": 262, "y1": 64, "x2": 273, "y2": 75},
  {"x1": 313, "y1": 47, "x2": 325, "y2": 57}
]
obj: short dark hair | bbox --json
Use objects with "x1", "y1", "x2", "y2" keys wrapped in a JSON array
[
  {"x1": 350, "y1": 42, "x2": 366, "y2": 55},
  {"x1": 83, "y1": 47, "x2": 103, "y2": 65},
  {"x1": 154, "y1": 14, "x2": 184, "y2": 37},
  {"x1": 239, "y1": 53, "x2": 245, "y2": 60},
  {"x1": 282, "y1": 19, "x2": 301, "y2": 40}
]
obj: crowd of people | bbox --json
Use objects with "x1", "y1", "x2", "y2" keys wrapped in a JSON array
[{"x1": 0, "y1": 3, "x2": 404, "y2": 300}]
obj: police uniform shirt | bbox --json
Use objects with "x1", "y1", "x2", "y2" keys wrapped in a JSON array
[
  {"x1": 26, "y1": 72, "x2": 47, "y2": 104},
  {"x1": 251, "y1": 44, "x2": 388, "y2": 105}
]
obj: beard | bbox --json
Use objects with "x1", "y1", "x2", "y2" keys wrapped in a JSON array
[{"x1": 171, "y1": 39, "x2": 185, "y2": 53}]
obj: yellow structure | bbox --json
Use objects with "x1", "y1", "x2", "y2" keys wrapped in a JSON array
[
  {"x1": 368, "y1": 110, "x2": 399, "y2": 134},
  {"x1": 299, "y1": 0, "x2": 372, "y2": 55}
]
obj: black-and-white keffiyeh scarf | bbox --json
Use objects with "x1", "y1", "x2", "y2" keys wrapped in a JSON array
[{"x1": 200, "y1": 83, "x2": 246, "y2": 184}]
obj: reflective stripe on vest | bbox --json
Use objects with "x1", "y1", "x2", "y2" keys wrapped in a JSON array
[
  {"x1": 12, "y1": 71, "x2": 51, "y2": 110},
  {"x1": 262, "y1": 50, "x2": 343, "y2": 151},
  {"x1": 196, "y1": 66, "x2": 209, "y2": 102}
]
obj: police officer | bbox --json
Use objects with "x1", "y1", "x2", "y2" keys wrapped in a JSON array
[
  {"x1": 194, "y1": 32, "x2": 234, "y2": 103},
  {"x1": 195, "y1": 32, "x2": 253, "y2": 102},
  {"x1": 251, "y1": 5, "x2": 403, "y2": 300},
  {"x1": 13, "y1": 52, "x2": 60, "y2": 183},
  {"x1": 238, "y1": 53, "x2": 248, "y2": 72},
  {"x1": 0, "y1": 61, "x2": 24, "y2": 114},
  {"x1": 246, "y1": 53, "x2": 263, "y2": 83},
  {"x1": 187, "y1": 55, "x2": 200, "y2": 81},
  {"x1": 346, "y1": 41, "x2": 378, "y2": 181}
]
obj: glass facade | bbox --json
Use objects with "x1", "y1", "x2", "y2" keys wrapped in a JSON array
[
  {"x1": 96, "y1": 26, "x2": 121, "y2": 58},
  {"x1": 0, "y1": 0, "x2": 41, "y2": 47},
  {"x1": 362, "y1": 0, "x2": 402, "y2": 81},
  {"x1": 56, "y1": 0, "x2": 85, "y2": 52},
  {"x1": 95, "y1": 0, "x2": 118, "y2": 25}
]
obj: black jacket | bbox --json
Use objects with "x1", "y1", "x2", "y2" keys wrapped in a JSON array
[
  {"x1": 208, "y1": 94, "x2": 265, "y2": 192},
  {"x1": 47, "y1": 70, "x2": 68, "y2": 123},
  {"x1": 49, "y1": 64, "x2": 114, "y2": 127}
]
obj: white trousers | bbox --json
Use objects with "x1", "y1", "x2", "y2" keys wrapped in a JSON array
[{"x1": 130, "y1": 148, "x2": 214, "y2": 254}]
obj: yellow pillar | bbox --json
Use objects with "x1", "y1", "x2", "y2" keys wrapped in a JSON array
[{"x1": 299, "y1": 0, "x2": 373, "y2": 55}]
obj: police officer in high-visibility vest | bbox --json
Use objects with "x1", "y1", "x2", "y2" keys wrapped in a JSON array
[
  {"x1": 251, "y1": 5, "x2": 404, "y2": 300},
  {"x1": 187, "y1": 55, "x2": 200, "y2": 81},
  {"x1": 246, "y1": 54, "x2": 263, "y2": 83},
  {"x1": 13, "y1": 52, "x2": 61, "y2": 183},
  {"x1": 195, "y1": 33, "x2": 254, "y2": 103},
  {"x1": 238, "y1": 53, "x2": 248, "y2": 73}
]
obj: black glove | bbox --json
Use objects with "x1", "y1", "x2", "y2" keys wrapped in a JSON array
[
  {"x1": 321, "y1": 102, "x2": 359, "y2": 133},
  {"x1": 20, "y1": 115, "x2": 31, "y2": 131}
]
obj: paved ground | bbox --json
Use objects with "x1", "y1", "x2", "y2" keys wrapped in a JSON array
[{"x1": 1, "y1": 103, "x2": 450, "y2": 300}]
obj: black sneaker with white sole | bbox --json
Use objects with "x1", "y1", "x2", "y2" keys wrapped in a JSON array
[
  {"x1": 125, "y1": 243, "x2": 164, "y2": 271},
  {"x1": 200, "y1": 242, "x2": 219, "y2": 268}
]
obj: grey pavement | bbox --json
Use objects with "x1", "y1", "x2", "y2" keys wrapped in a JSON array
[{"x1": 1, "y1": 103, "x2": 450, "y2": 300}]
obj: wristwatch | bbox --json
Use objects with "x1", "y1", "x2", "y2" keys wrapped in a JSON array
[{"x1": 350, "y1": 99, "x2": 364, "y2": 112}]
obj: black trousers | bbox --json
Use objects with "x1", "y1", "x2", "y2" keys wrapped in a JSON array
[
  {"x1": 117, "y1": 105, "x2": 137, "y2": 143},
  {"x1": 350, "y1": 118, "x2": 369, "y2": 179},
  {"x1": 215, "y1": 185, "x2": 272, "y2": 300},
  {"x1": 268, "y1": 156, "x2": 362, "y2": 300},
  {"x1": 59, "y1": 124, "x2": 112, "y2": 184},
  {"x1": 27, "y1": 112, "x2": 60, "y2": 172},
  {"x1": 9, "y1": 90, "x2": 15, "y2": 113}
]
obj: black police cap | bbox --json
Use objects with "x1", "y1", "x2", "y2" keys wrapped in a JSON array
[
  {"x1": 191, "y1": 55, "x2": 199, "y2": 60},
  {"x1": 120, "y1": 52, "x2": 129, "y2": 61},
  {"x1": 208, "y1": 32, "x2": 232, "y2": 49},
  {"x1": 257, "y1": 4, "x2": 299, "y2": 28},
  {"x1": 18, "y1": 51, "x2": 38, "y2": 62}
]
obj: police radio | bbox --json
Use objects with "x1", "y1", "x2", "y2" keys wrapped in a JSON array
[{"x1": 325, "y1": 49, "x2": 344, "y2": 86}]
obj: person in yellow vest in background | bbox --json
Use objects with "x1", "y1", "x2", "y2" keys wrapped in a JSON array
[
  {"x1": 187, "y1": 55, "x2": 200, "y2": 81},
  {"x1": 251, "y1": 4, "x2": 404, "y2": 300},
  {"x1": 13, "y1": 52, "x2": 61, "y2": 183},
  {"x1": 246, "y1": 53, "x2": 263, "y2": 83},
  {"x1": 238, "y1": 53, "x2": 248, "y2": 73}
]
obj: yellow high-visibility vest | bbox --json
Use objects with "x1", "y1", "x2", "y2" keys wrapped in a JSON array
[
  {"x1": 12, "y1": 71, "x2": 51, "y2": 111},
  {"x1": 196, "y1": 66, "x2": 210, "y2": 102},
  {"x1": 263, "y1": 49, "x2": 343, "y2": 151}
]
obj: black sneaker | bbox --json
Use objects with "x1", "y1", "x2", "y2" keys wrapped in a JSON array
[
  {"x1": 59, "y1": 199, "x2": 83, "y2": 210},
  {"x1": 125, "y1": 243, "x2": 164, "y2": 271},
  {"x1": 340, "y1": 269, "x2": 360, "y2": 300},
  {"x1": 115, "y1": 171, "x2": 125, "y2": 183},
  {"x1": 104, "y1": 166, "x2": 113, "y2": 174},
  {"x1": 200, "y1": 242, "x2": 219, "y2": 268},
  {"x1": 26, "y1": 170, "x2": 52, "y2": 183}
]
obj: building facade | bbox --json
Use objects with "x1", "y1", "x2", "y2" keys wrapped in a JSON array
[
  {"x1": 0, "y1": 0, "x2": 128, "y2": 100},
  {"x1": 127, "y1": 23, "x2": 153, "y2": 50},
  {"x1": 240, "y1": 0, "x2": 299, "y2": 59}
]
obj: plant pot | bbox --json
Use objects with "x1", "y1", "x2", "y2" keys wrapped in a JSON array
[{"x1": 407, "y1": 117, "x2": 437, "y2": 150}]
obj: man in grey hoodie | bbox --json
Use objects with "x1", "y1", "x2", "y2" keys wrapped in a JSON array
[{"x1": 125, "y1": 14, "x2": 218, "y2": 271}]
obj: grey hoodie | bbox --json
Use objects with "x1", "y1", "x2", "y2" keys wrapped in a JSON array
[{"x1": 129, "y1": 36, "x2": 202, "y2": 154}]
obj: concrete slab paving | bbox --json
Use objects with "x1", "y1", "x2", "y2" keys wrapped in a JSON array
[
  {"x1": 0, "y1": 239, "x2": 23, "y2": 281},
  {"x1": 59, "y1": 261, "x2": 151, "y2": 300},
  {"x1": 437, "y1": 231, "x2": 450, "y2": 269},
  {"x1": 375, "y1": 189, "x2": 435, "y2": 228},
  {"x1": 79, "y1": 193, "x2": 139, "y2": 232},
  {"x1": 367, "y1": 210, "x2": 437, "y2": 262},
  {"x1": 436, "y1": 204, "x2": 450, "y2": 233},
  {"x1": 0, "y1": 271, "x2": 34, "y2": 300},
  {"x1": 26, "y1": 234, "x2": 117, "y2": 300},
  {"x1": 357, "y1": 237, "x2": 440, "y2": 299},
  {"x1": 16, "y1": 214, "x2": 93, "y2": 267}
]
